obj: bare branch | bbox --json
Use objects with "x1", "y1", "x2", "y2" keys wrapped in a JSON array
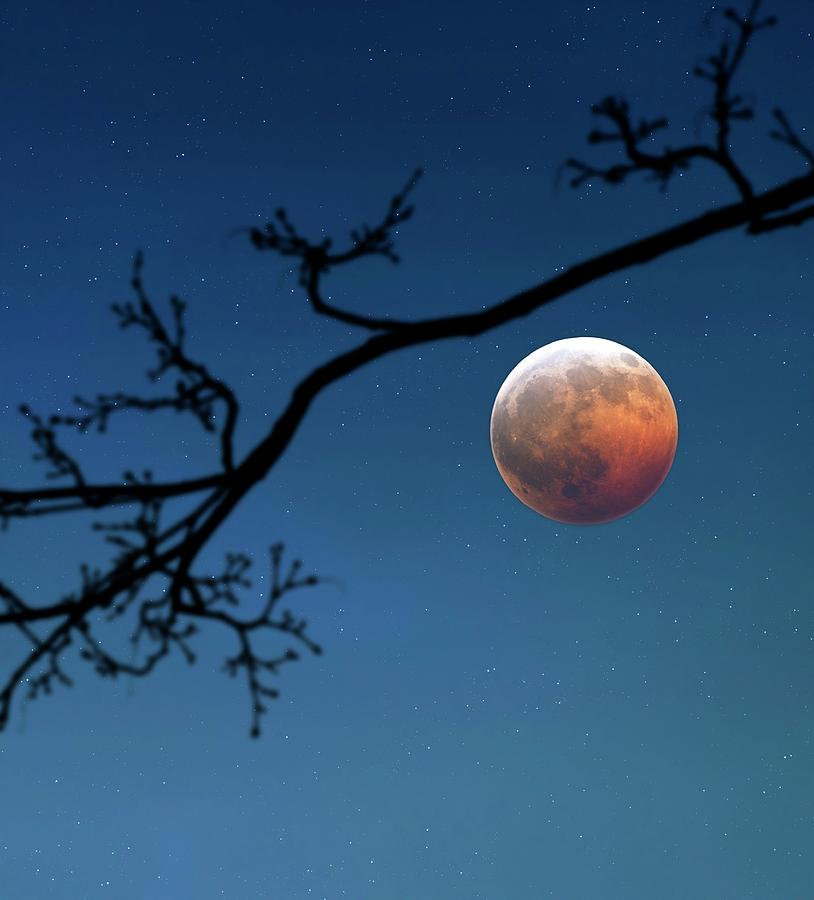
[
  {"x1": 19, "y1": 405, "x2": 87, "y2": 486},
  {"x1": 0, "y1": 1, "x2": 811, "y2": 738},
  {"x1": 748, "y1": 202, "x2": 814, "y2": 233},
  {"x1": 770, "y1": 108, "x2": 814, "y2": 167},
  {"x1": 0, "y1": 541, "x2": 323, "y2": 737},
  {"x1": 2, "y1": 157, "x2": 812, "y2": 734},
  {"x1": 249, "y1": 169, "x2": 423, "y2": 331},
  {"x1": 104, "y1": 252, "x2": 240, "y2": 471},
  {"x1": 564, "y1": 1, "x2": 781, "y2": 201},
  {"x1": 0, "y1": 472, "x2": 225, "y2": 527}
]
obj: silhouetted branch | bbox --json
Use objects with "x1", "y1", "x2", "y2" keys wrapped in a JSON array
[
  {"x1": 0, "y1": 538, "x2": 321, "y2": 736},
  {"x1": 564, "y1": 0, "x2": 775, "y2": 201},
  {"x1": 100, "y1": 252, "x2": 240, "y2": 471},
  {"x1": 747, "y1": 201, "x2": 814, "y2": 233},
  {"x1": 19, "y1": 405, "x2": 87, "y2": 486},
  {"x1": 249, "y1": 169, "x2": 423, "y2": 331},
  {"x1": 0, "y1": 473, "x2": 225, "y2": 526},
  {"x1": 770, "y1": 108, "x2": 814, "y2": 167},
  {"x1": 0, "y1": 2, "x2": 812, "y2": 737}
]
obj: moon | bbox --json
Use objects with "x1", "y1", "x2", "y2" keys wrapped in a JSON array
[{"x1": 490, "y1": 337, "x2": 678, "y2": 524}]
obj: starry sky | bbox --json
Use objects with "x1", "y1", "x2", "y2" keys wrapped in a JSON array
[{"x1": 1, "y1": 1, "x2": 812, "y2": 897}]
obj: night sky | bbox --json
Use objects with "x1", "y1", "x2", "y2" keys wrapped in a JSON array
[{"x1": 1, "y1": 1, "x2": 813, "y2": 897}]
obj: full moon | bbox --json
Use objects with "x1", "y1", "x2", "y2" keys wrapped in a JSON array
[{"x1": 490, "y1": 337, "x2": 678, "y2": 524}]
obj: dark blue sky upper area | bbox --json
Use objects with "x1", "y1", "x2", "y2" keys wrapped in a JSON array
[{"x1": 0, "y1": 2, "x2": 812, "y2": 898}]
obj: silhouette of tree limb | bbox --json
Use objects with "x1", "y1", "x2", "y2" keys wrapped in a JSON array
[
  {"x1": 1, "y1": 2, "x2": 812, "y2": 736},
  {"x1": 770, "y1": 108, "x2": 814, "y2": 167},
  {"x1": 0, "y1": 473, "x2": 226, "y2": 524},
  {"x1": 564, "y1": 1, "x2": 774, "y2": 201},
  {"x1": 248, "y1": 168, "x2": 423, "y2": 331}
]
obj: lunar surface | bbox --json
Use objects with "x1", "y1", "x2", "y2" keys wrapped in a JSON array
[{"x1": 490, "y1": 337, "x2": 678, "y2": 524}]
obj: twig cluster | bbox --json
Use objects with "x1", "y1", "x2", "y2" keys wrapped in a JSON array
[
  {"x1": 249, "y1": 169, "x2": 423, "y2": 331},
  {"x1": 0, "y1": 260, "x2": 323, "y2": 737},
  {"x1": 564, "y1": 2, "x2": 814, "y2": 233}
]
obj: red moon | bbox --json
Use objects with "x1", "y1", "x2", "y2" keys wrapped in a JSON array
[{"x1": 490, "y1": 337, "x2": 678, "y2": 524}]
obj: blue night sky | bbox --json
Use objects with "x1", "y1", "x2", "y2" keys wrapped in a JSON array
[{"x1": 1, "y1": 1, "x2": 812, "y2": 897}]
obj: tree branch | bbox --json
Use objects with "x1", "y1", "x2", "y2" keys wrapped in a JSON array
[
  {"x1": 565, "y1": 1, "x2": 775, "y2": 201},
  {"x1": 0, "y1": 473, "x2": 226, "y2": 525},
  {"x1": 248, "y1": 169, "x2": 423, "y2": 331},
  {"x1": 0, "y1": 2, "x2": 811, "y2": 737},
  {"x1": 2, "y1": 162, "x2": 813, "y2": 734}
]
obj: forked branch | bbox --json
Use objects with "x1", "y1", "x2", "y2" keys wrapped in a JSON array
[{"x1": 565, "y1": 1, "x2": 773, "y2": 205}]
